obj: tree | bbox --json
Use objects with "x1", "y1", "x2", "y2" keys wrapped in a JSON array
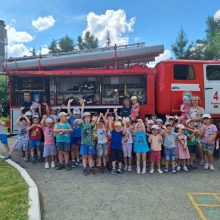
[
  {"x1": 48, "y1": 39, "x2": 60, "y2": 54},
  {"x1": 171, "y1": 27, "x2": 189, "y2": 59},
  {"x1": 205, "y1": 16, "x2": 220, "y2": 43},
  {"x1": 205, "y1": 33, "x2": 220, "y2": 59},
  {"x1": 77, "y1": 31, "x2": 98, "y2": 50},
  {"x1": 59, "y1": 35, "x2": 75, "y2": 52},
  {"x1": 186, "y1": 40, "x2": 206, "y2": 60},
  {"x1": 0, "y1": 75, "x2": 9, "y2": 116}
]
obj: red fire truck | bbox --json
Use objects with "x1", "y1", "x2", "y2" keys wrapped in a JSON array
[{"x1": 3, "y1": 43, "x2": 220, "y2": 134}]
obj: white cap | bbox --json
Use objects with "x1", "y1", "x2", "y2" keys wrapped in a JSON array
[
  {"x1": 32, "y1": 114, "x2": 39, "y2": 119},
  {"x1": 58, "y1": 112, "x2": 67, "y2": 118},
  {"x1": 83, "y1": 112, "x2": 91, "y2": 117},
  {"x1": 151, "y1": 125, "x2": 160, "y2": 130},
  {"x1": 51, "y1": 106, "x2": 57, "y2": 111},
  {"x1": 156, "y1": 119, "x2": 163, "y2": 123},
  {"x1": 25, "y1": 111, "x2": 32, "y2": 116},
  {"x1": 115, "y1": 121, "x2": 122, "y2": 127},
  {"x1": 147, "y1": 120, "x2": 154, "y2": 125},
  {"x1": 73, "y1": 108, "x2": 80, "y2": 115},
  {"x1": 202, "y1": 113, "x2": 211, "y2": 119},
  {"x1": 45, "y1": 117, "x2": 53, "y2": 123},
  {"x1": 186, "y1": 119, "x2": 194, "y2": 125},
  {"x1": 176, "y1": 124, "x2": 185, "y2": 129},
  {"x1": 131, "y1": 96, "x2": 138, "y2": 101},
  {"x1": 117, "y1": 116, "x2": 122, "y2": 121}
]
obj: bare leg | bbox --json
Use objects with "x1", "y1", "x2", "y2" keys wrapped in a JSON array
[
  {"x1": 103, "y1": 156, "x2": 106, "y2": 167},
  {"x1": 64, "y1": 152, "x2": 69, "y2": 164},
  {"x1": 171, "y1": 160, "x2": 176, "y2": 169},
  {"x1": 58, "y1": 151, "x2": 64, "y2": 164},
  {"x1": 136, "y1": 153, "x2": 140, "y2": 171},
  {"x1": 4, "y1": 144, "x2": 10, "y2": 153},
  {"x1": 88, "y1": 155, "x2": 93, "y2": 168},
  {"x1": 82, "y1": 155, "x2": 87, "y2": 168}
]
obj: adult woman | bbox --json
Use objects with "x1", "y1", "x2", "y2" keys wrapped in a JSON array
[{"x1": 188, "y1": 96, "x2": 205, "y2": 165}]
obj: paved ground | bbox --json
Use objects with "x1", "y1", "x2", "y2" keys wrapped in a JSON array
[{"x1": 1, "y1": 136, "x2": 220, "y2": 220}]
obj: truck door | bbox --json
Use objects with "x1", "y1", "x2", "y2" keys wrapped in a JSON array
[
  {"x1": 170, "y1": 64, "x2": 202, "y2": 114},
  {"x1": 203, "y1": 64, "x2": 220, "y2": 114}
]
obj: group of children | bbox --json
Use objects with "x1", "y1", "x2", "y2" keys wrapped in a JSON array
[{"x1": 0, "y1": 95, "x2": 219, "y2": 176}]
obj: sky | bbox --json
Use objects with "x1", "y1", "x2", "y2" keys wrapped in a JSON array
[{"x1": 0, "y1": 0, "x2": 220, "y2": 65}]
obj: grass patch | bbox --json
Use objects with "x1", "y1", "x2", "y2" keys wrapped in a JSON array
[{"x1": 0, "y1": 159, "x2": 29, "y2": 220}]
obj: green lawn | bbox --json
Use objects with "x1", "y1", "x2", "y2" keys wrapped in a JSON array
[{"x1": 0, "y1": 159, "x2": 29, "y2": 220}]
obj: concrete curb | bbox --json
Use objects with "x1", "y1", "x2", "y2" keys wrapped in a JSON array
[{"x1": 0, "y1": 155, "x2": 41, "y2": 220}]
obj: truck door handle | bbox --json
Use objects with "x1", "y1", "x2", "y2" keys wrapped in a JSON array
[
  {"x1": 172, "y1": 86, "x2": 180, "y2": 89},
  {"x1": 205, "y1": 87, "x2": 213, "y2": 90}
]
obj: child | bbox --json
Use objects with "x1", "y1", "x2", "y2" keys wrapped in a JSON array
[
  {"x1": 96, "y1": 113, "x2": 108, "y2": 172},
  {"x1": 175, "y1": 124, "x2": 190, "y2": 172},
  {"x1": 5, "y1": 114, "x2": 30, "y2": 161},
  {"x1": 130, "y1": 96, "x2": 139, "y2": 121},
  {"x1": 148, "y1": 125, "x2": 163, "y2": 174},
  {"x1": 134, "y1": 119, "x2": 150, "y2": 174},
  {"x1": 0, "y1": 120, "x2": 10, "y2": 155},
  {"x1": 54, "y1": 112, "x2": 73, "y2": 170},
  {"x1": 120, "y1": 97, "x2": 131, "y2": 118},
  {"x1": 26, "y1": 115, "x2": 43, "y2": 163},
  {"x1": 78, "y1": 112, "x2": 96, "y2": 176},
  {"x1": 200, "y1": 114, "x2": 217, "y2": 170},
  {"x1": 185, "y1": 119, "x2": 199, "y2": 169},
  {"x1": 180, "y1": 96, "x2": 191, "y2": 124},
  {"x1": 162, "y1": 122, "x2": 182, "y2": 173},
  {"x1": 41, "y1": 115, "x2": 57, "y2": 169},
  {"x1": 122, "y1": 117, "x2": 133, "y2": 172},
  {"x1": 31, "y1": 94, "x2": 41, "y2": 116},
  {"x1": 109, "y1": 119, "x2": 124, "y2": 175},
  {"x1": 68, "y1": 98, "x2": 84, "y2": 167}
]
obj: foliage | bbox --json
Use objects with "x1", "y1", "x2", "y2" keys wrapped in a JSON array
[
  {"x1": 0, "y1": 160, "x2": 29, "y2": 220},
  {"x1": 0, "y1": 75, "x2": 9, "y2": 116},
  {"x1": 58, "y1": 35, "x2": 75, "y2": 52},
  {"x1": 48, "y1": 39, "x2": 60, "y2": 54},
  {"x1": 77, "y1": 31, "x2": 98, "y2": 50}
]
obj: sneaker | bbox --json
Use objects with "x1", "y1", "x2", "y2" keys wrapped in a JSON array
[
  {"x1": 90, "y1": 168, "x2": 96, "y2": 175},
  {"x1": 172, "y1": 169, "x2": 176, "y2": 174},
  {"x1": 31, "y1": 157, "x2": 36, "y2": 164},
  {"x1": 142, "y1": 167, "x2": 146, "y2": 174},
  {"x1": 176, "y1": 166, "x2": 181, "y2": 171},
  {"x1": 56, "y1": 163, "x2": 64, "y2": 170},
  {"x1": 71, "y1": 161, "x2": 76, "y2": 168},
  {"x1": 149, "y1": 168, "x2": 154, "y2": 174},
  {"x1": 164, "y1": 168, "x2": 169, "y2": 173},
  {"x1": 83, "y1": 168, "x2": 89, "y2": 176},
  {"x1": 158, "y1": 169, "x2": 163, "y2": 174},
  {"x1": 45, "y1": 162, "x2": 49, "y2": 169},
  {"x1": 65, "y1": 164, "x2": 72, "y2": 170},
  {"x1": 37, "y1": 156, "x2": 42, "y2": 162},
  {"x1": 4, "y1": 154, "x2": 11, "y2": 160},
  {"x1": 137, "y1": 167, "x2": 141, "y2": 174},
  {"x1": 51, "y1": 161, "x2": 55, "y2": 168},
  {"x1": 190, "y1": 164, "x2": 197, "y2": 169},
  {"x1": 111, "y1": 169, "x2": 118, "y2": 175},
  {"x1": 124, "y1": 166, "x2": 128, "y2": 171},
  {"x1": 209, "y1": 164, "x2": 215, "y2": 171},
  {"x1": 75, "y1": 160, "x2": 82, "y2": 166},
  {"x1": 117, "y1": 168, "x2": 122, "y2": 174},
  {"x1": 204, "y1": 163, "x2": 209, "y2": 170},
  {"x1": 128, "y1": 166, "x2": 132, "y2": 172},
  {"x1": 183, "y1": 166, "x2": 189, "y2": 172}
]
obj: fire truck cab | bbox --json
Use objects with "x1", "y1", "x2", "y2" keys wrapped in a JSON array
[{"x1": 156, "y1": 60, "x2": 220, "y2": 118}]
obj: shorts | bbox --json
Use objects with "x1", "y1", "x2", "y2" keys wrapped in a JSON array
[
  {"x1": 43, "y1": 144, "x2": 57, "y2": 157},
  {"x1": 29, "y1": 139, "x2": 41, "y2": 150},
  {"x1": 201, "y1": 142, "x2": 215, "y2": 153},
  {"x1": 110, "y1": 148, "x2": 122, "y2": 162},
  {"x1": 70, "y1": 137, "x2": 81, "y2": 145},
  {"x1": 164, "y1": 148, "x2": 176, "y2": 161},
  {"x1": 188, "y1": 145, "x2": 196, "y2": 154},
  {"x1": 56, "y1": 142, "x2": 70, "y2": 152},
  {"x1": 80, "y1": 144, "x2": 95, "y2": 156},
  {"x1": 97, "y1": 143, "x2": 108, "y2": 157},
  {"x1": 122, "y1": 143, "x2": 132, "y2": 157},
  {"x1": 0, "y1": 134, "x2": 8, "y2": 144},
  {"x1": 150, "y1": 150, "x2": 161, "y2": 162},
  {"x1": 13, "y1": 137, "x2": 28, "y2": 151}
]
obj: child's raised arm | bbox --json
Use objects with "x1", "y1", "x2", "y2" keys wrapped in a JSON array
[
  {"x1": 40, "y1": 115, "x2": 47, "y2": 127},
  {"x1": 79, "y1": 97, "x2": 85, "y2": 117},
  {"x1": 67, "y1": 99, "x2": 73, "y2": 116}
]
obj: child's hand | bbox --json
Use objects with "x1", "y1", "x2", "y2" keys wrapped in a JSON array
[
  {"x1": 216, "y1": 145, "x2": 219, "y2": 150},
  {"x1": 43, "y1": 114, "x2": 47, "y2": 118},
  {"x1": 68, "y1": 98, "x2": 74, "y2": 104},
  {"x1": 114, "y1": 108, "x2": 118, "y2": 113}
]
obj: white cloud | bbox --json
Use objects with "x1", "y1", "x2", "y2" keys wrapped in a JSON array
[
  {"x1": 6, "y1": 26, "x2": 33, "y2": 44},
  {"x1": 38, "y1": 46, "x2": 50, "y2": 55},
  {"x1": 7, "y1": 43, "x2": 31, "y2": 57},
  {"x1": 32, "y1": 15, "x2": 55, "y2": 31},
  {"x1": 214, "y1": 9, "x2": 220, "y2": 21},
  {"x1": 147, "y1": 49, "x2": 171, "y2": 67},
  {"x1": 83, "y1": 9, "x2": 136, "y2": 46}
]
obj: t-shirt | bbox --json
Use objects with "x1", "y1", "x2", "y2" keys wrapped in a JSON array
[
  {"x1": 18, "y1": 124, "x2": 28, "y2": 140},
  {"x1": 80, "y1": 123, "x2": 94, "y2": 146},
  {"x1": 201, "y1": 124, "x2": 217, "y2": 145},
  {"x1": 21, "y1": 101, "x2": 32, "y2": 114},
  {"x1": 69, "y1": 116, "x2": 81, "y2": 137},
  {"x1": 122, "y1": 127, "x2": 133, "y2": 145},
  {"x1": 189, "y1": 107, "x2": 205, "y2": 127},
  {"x1": 56, "y1": 122, "x2": 70, "y2": 143},
  {"x1": 120, "y1": 106, "x2": 131, "y2": 118},
  {"x1": 163, "y1": 131, "x2": 178, "y2": 149},
  {"x1": 0, "y1": 124, "x2": 6, "y2": 134},
  {"x1": 29, "y1": 126, "x2": 42, "y2": 140},
  {"x1": 110, "y1": 130, "x2": 123, "y2": 150},
  {"x1": 42, "y1": 127, "x2": 55, "y2": 145},
  {"x1": 150, "y1": 134, "x2": 162, "y2": 151},
  {"x1": 96, "y1": 128, "x2": 108, "y2": 144},
  {"x1": 184, "y1": 130, "x2": 197, "y2": 146}
]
